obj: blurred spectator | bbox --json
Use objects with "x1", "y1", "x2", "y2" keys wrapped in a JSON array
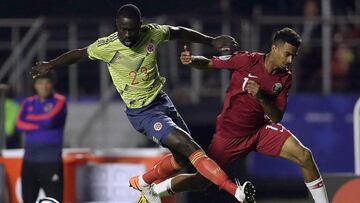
[
  {"x1": 4, "y1": 87, "x2": 20, "y2": 148},
  {"x1": 348, "y1": 46, "x2": 360, "y2": 92},
  {"x1": 16, "y1": 72, "x2": 66, "y2": 203},
  {"x1": 331, "y1": 40, "x2": 355, "y2": 91},
  {"x1": 344, "y1": 25, "x2": 360, "y2": 92},
  {"x1": 298, "y1": 0, "x2": 322, "y2": 91}
]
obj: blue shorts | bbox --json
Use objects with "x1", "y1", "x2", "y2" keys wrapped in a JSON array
[{"x1": 125, "y1": 91, "x2": 190, "y2": 146}]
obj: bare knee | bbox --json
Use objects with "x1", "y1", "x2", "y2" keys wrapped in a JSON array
[{"x1": 297, "y1": 148, "x2": 314, "y2": 167}]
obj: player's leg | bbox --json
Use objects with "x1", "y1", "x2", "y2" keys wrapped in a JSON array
[
  {"x1": 154, "y1": 133, "x2": 257, "y2": 196},
  {"x1": 279, "y1": 134, "x2": 329, "y2": 203},
  {"x1": 256, "y1": 123, "x2": 329, "y2": 203},
  {"x1": 38, "y1": 162, "x2": 64, "y2": 202},
  {"x1": 156, "y1": 130, "x2": 255, "y2": 202},
  {"x1": 130, "y1": 106, "x2": 192, "y2": 189},
  {"x1": 21, "y1": 161, "x2": 41, "y2": 203},
  {"x1": 162, "y1": 128, "x2": 240, "y2": 200},
  {"x1": 130, "y1": 152, "x2": 186, "y2": 190},
  {"x1": 154, "y1": 132, "x2": 235, "y2": 195},
  {"x1": 126, "y1": 93, "x2": 196, "y2": 202},
  {"x1": 154, "y1": 171, "x2": 211, "y2": 197}
]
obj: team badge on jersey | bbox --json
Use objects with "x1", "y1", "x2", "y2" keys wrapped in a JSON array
[
  {"x1": 44, "y1": 103, "x2": 53, "y2": 112},
  {"x1": 154, "y1": 122, "x2": 162, "y2": 131},
  {"x1": 272, "y1": 82, "x2": 283, "y2": 94},
  {"x1": 146, "y1": 43, "x2": 156, "y2": 54}
]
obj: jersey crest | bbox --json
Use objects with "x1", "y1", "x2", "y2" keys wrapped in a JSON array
[{"x1": 272, "y1": 82, "x2": 283, "y2": 95}]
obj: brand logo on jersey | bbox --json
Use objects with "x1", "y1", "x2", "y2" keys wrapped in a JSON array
[
  {"x1": 272, "y1": 82, "x2": 283, "y2": 94},
  {"x1": 44, "y1": 103, "x2": 53, "y2": 112},
  {"x1": 51, "y1": 174, "x2": 59, "y2": 182},
  {"x1": 27, "y1": 106, "x2": 34, "y2": 112},
  {"x1": 247, "y1": 73, "x2": 258, "y2": 78},
  {"x1": 146, "y1": 43, "x2": 156, "y2": 54},
  {"x1": 219, "y1": 55, "x2": 231, "y2": 61},
  {"x1": 154, "y1": 122, "x2": 162, "y2": 131}
]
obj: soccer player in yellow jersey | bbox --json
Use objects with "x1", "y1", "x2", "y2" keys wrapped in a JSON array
[{"x1": 31, "y1": 4, "x2": 255, "y2": 203}]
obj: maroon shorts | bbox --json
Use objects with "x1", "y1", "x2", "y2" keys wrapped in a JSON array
[{"x1": 207, "y1": 123, "x2": 292, "y2": 167}]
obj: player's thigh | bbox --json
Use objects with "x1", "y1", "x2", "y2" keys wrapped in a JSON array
[
  {"x1": 256, "y1": 123, "x2": 292, "y2": 157},
  {"x1": 163, "y1": 127, "x2": 202, "y2": 158},
  {"x1": 207, "y1": 134, "x2": 255, "y2": 167},
  {"x1": 140, "y1": 111, "x2": 189, "y2": 146}
]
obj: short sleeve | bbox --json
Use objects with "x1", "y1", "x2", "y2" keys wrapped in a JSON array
[
  {"x1": 212, "y1": 51, "x2": 253, "y2": 70},
  {"x1": 146, "y1": 24, "x2": 170, "y2": 43},
  {"x1": 87, "y1": 38, "x2": 108, "y2": 61}
]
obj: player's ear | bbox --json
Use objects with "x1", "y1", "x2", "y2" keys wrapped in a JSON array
[{"x1": 271, "y1": 44, "x2": 277, "y2": 52}]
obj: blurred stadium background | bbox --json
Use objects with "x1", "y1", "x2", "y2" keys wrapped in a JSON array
[{"x1": 0, "y1": 0, "x2": 359, "y2": 202}]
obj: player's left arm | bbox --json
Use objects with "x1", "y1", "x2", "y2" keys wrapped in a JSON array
[
  {"x1": 168, "y1": 26, "x2": 238, "y2": 51},
  {"x1": 245, "y1": 80, "x2": 285, "y2": 123}
]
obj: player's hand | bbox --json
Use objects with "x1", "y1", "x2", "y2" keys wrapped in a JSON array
[
  {"x1": 31, "y1": 61, "x2": 52, "y2": 79},
  {"x1": 211, "y1": 35, "x2": 238, "y2": 52},
  {"x1": 245, "y1": 80, "x2": 260, "y2": 97},
  {"x1": 180, "y1": 45, "x2": 192, "y2": 65}
]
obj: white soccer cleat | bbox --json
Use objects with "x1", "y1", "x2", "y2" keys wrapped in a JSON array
[
  {"x1": 141, "y1": 184, "x2": 162, "y2": 203},
  {"x1": 35, "y1": 197, "x2": 59, "y2": 203},
  {"x1": 235, "y1": 179, "x2": 256, "y2": 203},
  {"x1": 129, "y1": 176, "x2": 161, "y2": 203}
]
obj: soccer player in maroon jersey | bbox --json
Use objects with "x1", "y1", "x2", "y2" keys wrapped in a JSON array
[{"x1": 150, "y1": 28, "x2": 329, "y2": 203}]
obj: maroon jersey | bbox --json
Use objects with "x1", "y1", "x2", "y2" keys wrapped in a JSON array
[{"x1": 212, "y1": 51, "x2": 292, "y2": 138}]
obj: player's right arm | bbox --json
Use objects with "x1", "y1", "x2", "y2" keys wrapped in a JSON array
[
  {"x1": 180, "y1": 46, "x2": 213, "y2": 70},
  {"x1": 180, "y1": 45, "x2": 252, "y2": 71},
  {"x1": 31, "y1": 48, "x2": 88, "y2": 79}
]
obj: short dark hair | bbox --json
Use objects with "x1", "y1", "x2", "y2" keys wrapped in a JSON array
[
  {"x1": 116, "y1": 4, "x2": 141, "y2": 22},
  {"x1": 273, "y1": 27, "x2": 302, "y2": 48}
]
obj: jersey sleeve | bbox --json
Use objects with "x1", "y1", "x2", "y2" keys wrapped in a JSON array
[
  {"x1": 274, "y1": 75, "x2": 292, "y2": 113},
  {"x1": 211, "y1": 51, "x2": 253, "y2": 70},
  {"x1": 147, "y1": 24, "x2": 170, "y2": 43},
  {"x1": 87, "y1": 37, "x2": 110, "y2": 62},
  {"x1": 25, "y1": 94, "x2": 67, "y2": 129},
  {"x1": 16, "y1": 100, "x2": 40, "y2": 132}
]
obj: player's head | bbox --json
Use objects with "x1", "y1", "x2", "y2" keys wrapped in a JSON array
[
  {"x1": 34, "y1": 71, "x2": 55, "y2": 98},
  {"x1": 116, "y1": 4, "x2": 142, "y2": 47},
  {"x1": 270, "y1": 27, "x2": 302, "y2": 69}
]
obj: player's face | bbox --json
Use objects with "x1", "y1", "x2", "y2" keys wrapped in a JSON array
[
  {"x1": 116, "y1": 17, "x2": 141, "y2": 47},
  {"x1": 34, "y1": 78, "x2": 53, "y2": 98},
  {"x1": 272, "y1": 42, "x2": 298, "y2": 69}
]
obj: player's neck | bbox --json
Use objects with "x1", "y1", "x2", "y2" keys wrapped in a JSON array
[
  {"x1": 264, "y1": 53, "x2": 277, "y2": 74},
  {"x1": 38, "y1": 93, "x2": 53, "y2": 102}
]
